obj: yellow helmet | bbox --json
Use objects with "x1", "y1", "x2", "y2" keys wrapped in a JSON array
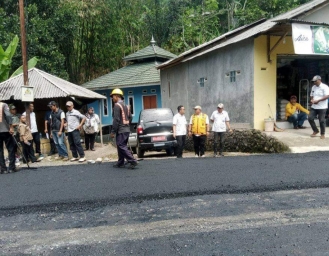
[{"x1": 110, "y1": 88, "x2": 124, "y2": 97}]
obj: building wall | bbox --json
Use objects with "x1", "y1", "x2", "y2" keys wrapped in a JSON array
[
  {"x1": 88, "y1": 85, "x2": 162, "y2": 125},
  {"x1": 253, "y1": 35, "x2": 294, "y2": 130},
  {"x1": 160, "y1": 38, "x2": 255, "y2": 127},
  {"x1": 302, "y1": 3, "x2": 329, "y2": 23}
]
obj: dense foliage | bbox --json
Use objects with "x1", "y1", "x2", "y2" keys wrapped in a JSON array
[{"x1": 0, "y1": 0, "x2": 311, "y2": 84}]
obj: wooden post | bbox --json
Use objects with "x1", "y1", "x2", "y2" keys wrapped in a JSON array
[
  {"x1": 99, "y1": 100, "x2": 103, "y2": 147},
  {"x1": 18, "y1": 0, "x2": 30, "y2": 126}
]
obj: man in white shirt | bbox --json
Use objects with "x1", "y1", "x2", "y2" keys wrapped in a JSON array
[
  {"x1": 66, "y1": 101, "x2": 86, "y2": 162},
  {"x1": 23, "y1": 103, "x2": 44, "y2": 161},
  {"x1": 210, "y1": 103, "x2": 232, "y2": 157},
  {"x1": 173, "y1": 105, "x2": 187, "y2": 158},
  {"x1": 308, "y1": 75, "x2": 329, "y2": 139}
]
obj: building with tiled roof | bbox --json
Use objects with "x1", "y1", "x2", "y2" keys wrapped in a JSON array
[{"x1": 82, "y1": 37, "x2": 177, "y2": 124}]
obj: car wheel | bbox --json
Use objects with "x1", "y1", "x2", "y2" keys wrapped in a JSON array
[{"x1": 137, "y1": 145, "x2": 144, "y2": 158}]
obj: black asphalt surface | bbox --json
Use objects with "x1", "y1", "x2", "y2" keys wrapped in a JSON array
[{"x1": 0, "y1": 151, "x2": 329, "y2": 213}]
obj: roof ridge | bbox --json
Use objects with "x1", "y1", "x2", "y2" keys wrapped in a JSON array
[
  {"x1": 34, "y1": 68, "x2": 70, "y2": 95},
  {"x1": 158, "y1": 0, "x2": 329, "y2": 69}
]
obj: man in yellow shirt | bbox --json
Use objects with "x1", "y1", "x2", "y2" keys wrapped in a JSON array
[
  {"x1": 188, "y1": 106, "x2": 209, "y2": 157},
  {"x1": 285, "y1": 95, "x2": 310, "y2": 129}
]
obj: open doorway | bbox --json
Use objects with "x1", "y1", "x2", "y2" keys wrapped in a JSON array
[{"x1": 276, "y1": 55, "x2": 329, "y2": 121}]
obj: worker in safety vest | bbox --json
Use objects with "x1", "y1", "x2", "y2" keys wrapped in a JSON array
[
  {"x1": 188, "y1": 105, "x2": 209, "y2": 157},
  {"x1": 110, "y1": 88, "x2": 138, "y2": 169}
]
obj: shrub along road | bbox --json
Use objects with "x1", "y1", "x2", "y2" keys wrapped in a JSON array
[{"x1": 1, "y1": 152, "x2": 329, "y2": 255}]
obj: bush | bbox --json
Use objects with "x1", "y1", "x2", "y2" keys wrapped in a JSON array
[{"x1": 185, "y1": 129, "x2": 290, "y2": 153}]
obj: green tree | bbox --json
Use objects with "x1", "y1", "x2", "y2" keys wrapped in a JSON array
[{"x1": 0, "y1": 35, "x2": 38, "y2": 82}]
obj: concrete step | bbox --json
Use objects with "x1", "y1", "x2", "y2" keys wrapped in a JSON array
[{"x1": 275, "y1": 119, "x2": 319, "y2": 129}]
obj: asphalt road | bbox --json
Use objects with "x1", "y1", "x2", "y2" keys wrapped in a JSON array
[
  {"x1": 0, "y1": 152, "x2": 328, "y2": 212},
  {"x1": 1, "y1": 152, "x2": 329, "y2": 255}
]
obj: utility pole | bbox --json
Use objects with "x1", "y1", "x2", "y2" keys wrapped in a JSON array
[{"x1": 18, "y1": 0, "x2": 30, "y2": 127}]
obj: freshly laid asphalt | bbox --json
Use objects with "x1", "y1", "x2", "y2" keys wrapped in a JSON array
[{"x1": 1, "y1": 151, "x2": 329, "y2": 213}]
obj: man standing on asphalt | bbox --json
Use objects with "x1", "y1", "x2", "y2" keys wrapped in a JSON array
[
  {"x1": 210, "y1": 103, "x2": 232, "y2": 157},
  {"x1": 10, "y1": 105, "x2": 21, "y2": 166},
  {"x1": 44, "y1": 102, "x2": 56, "y2": 156},
  {"x1": 173, "y1": 105, "x2": 187, "y2": 158},
  {"x1": 23, "y1": 103, "x2": 44, "y2": 161},
  {"x1": 285, "y1": 95, "x2": 309, "y2": 129},
  {"x1": 110, "y1": 88, "x2": 138, "y2": 169},
  {"x1": 65, "y1": 101, "x2": 86, "y2": 162},
  {"x1": 308, "y1": 75, "x2": 329, "y2": 139},
  {"x1": 188, "y1": 105, "x2": 209, "y2": 157},
  {"x1": 0, "y1": 102, "x2": 16, "y2": 173},
  {"x1": 46, "y1": 101, "x2": 69, "y2": 161}
]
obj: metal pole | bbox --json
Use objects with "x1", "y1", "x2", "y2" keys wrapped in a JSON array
[{"x1": 19, "y1": 0, "x2": 30, "y2": 127}]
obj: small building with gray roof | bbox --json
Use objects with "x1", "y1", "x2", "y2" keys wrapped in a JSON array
[{"x1": 81, "y1": 37, "x2": 177, "y2": 125}]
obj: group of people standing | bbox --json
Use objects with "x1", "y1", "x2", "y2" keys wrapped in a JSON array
[
  {"x1": 44, "y1": 101, "x2": 101, "y2": 162},
  {"x1": 173, "y1": 103, "x2": 232, "y2": 159},
  {"x1": 0, "y1": 100, "x2": 101, "y2": 174}
]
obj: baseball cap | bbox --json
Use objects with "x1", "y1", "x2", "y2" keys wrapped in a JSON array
[
  {"x1": 66, "y1": 101, "x2": 74, "y2": 107},
  {"x1": 217, "y1": 103, "x2": 224, "y2": 108},
  {"x1": 290, "y1": 95, "x2": 297, "y2": 99},
  {"x1": 194, "y1": 105, "x2": 202, "y2": 110},
  {"x1": 311, "y1": 75, "x2": 321, "y2": 81},
  {"x1": 9, "y1": 105, "x2": 16, "y2": 110},
  {"x1": 47, "y1": 101, "x2": 56, "y2": 106}
]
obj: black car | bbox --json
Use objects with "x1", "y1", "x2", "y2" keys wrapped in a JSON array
[{"x1": 136, "y1": 108, "x2": 177, "y2": 157}]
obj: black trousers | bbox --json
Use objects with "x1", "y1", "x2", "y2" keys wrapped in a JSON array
[
  {"x1": 47, "y1": 124, "x2": 56, "y2": 154},
  {"x1": 176, "y1": 135, "x2": 186, "y2": 158},
  {"x1": 68, "y1": 130, "x2": 85, "y2": 158},
  {"x1": 22, "y1": 140, "x2": 37, "y2": 163},
  {"x1": 0, "y1": 132, "x2": 15, "y2": 171},
  {"x1": 308, "y1": 108, "x2": 327, "y2": 135},
  {"x1": 192, "y1": 135, "x2": 206, "y2": 156},
  {"x1": 31, "y1": 132, "x2": 41, "y2": 154},
  {"x1": 213, "y1": 132, "x2": 226, "y2": 155},
  {"x1": 85, "y1": 132, "x2": 96, "y2": 150},
  {"x1": 116, "y1": 132, "x2": 136, "y2": 166}
]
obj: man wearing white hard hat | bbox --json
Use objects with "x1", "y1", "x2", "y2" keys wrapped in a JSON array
[
  {"x1": 110, "y1": 88, "x2": 138, "y2": 169},
  {"x1": 188, "y1": 105, "x2": 209, "y2": 157},
  {"x1": 308, "y1": 75, "x2": 329, "y2": 139},
  {"x1": 210, "y1": 103, "x2": 232, "y2": 157}
]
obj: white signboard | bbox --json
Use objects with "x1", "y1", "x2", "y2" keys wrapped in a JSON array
[
  {"x1": 292, "y1": 23, "x2": 329, "y2": 55},
  {"x1": 21, "y1": 86, "x2": 34, "y2": 102}
]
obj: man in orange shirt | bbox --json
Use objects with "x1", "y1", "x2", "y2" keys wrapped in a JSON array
[{"x1": 285, "y1": 95, "x2": 310, "y2": 129}]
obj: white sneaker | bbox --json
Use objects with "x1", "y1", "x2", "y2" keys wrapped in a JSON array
[
  {"x1": 37, "y1": 154, "x2": 44, "y2": 161},
  {"x1": 78, "y1": 157, "x2": 86, "y2": 162},
  {"x1": 70, "y1": 157, "x2": 79, "y2": 162},
  {"x1": 15, "y1": 159, "x2": 20, "y2": 166},
  {"x1": 195, "y1": 154, "x2": 199, "y2": 157},
  {"x1": 201, "y1": 155, "x2": 205, "y2": 158}
]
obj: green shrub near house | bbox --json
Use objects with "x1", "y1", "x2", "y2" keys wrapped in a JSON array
[{"x1": 184, "y1": 129, "x2": 290, "y2": 153}]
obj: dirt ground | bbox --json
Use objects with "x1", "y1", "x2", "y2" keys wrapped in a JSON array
[
  {"x1": 17, "y1": 142, "x2": 118, "y2": 168},
  {"x1": 16, "y1": 141, "x2": 255, "y2": 168}
]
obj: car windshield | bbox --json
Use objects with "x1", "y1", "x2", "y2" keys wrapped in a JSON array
[{"x1": 140, "y1": 109, "x2": 173, "y2": 122}]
